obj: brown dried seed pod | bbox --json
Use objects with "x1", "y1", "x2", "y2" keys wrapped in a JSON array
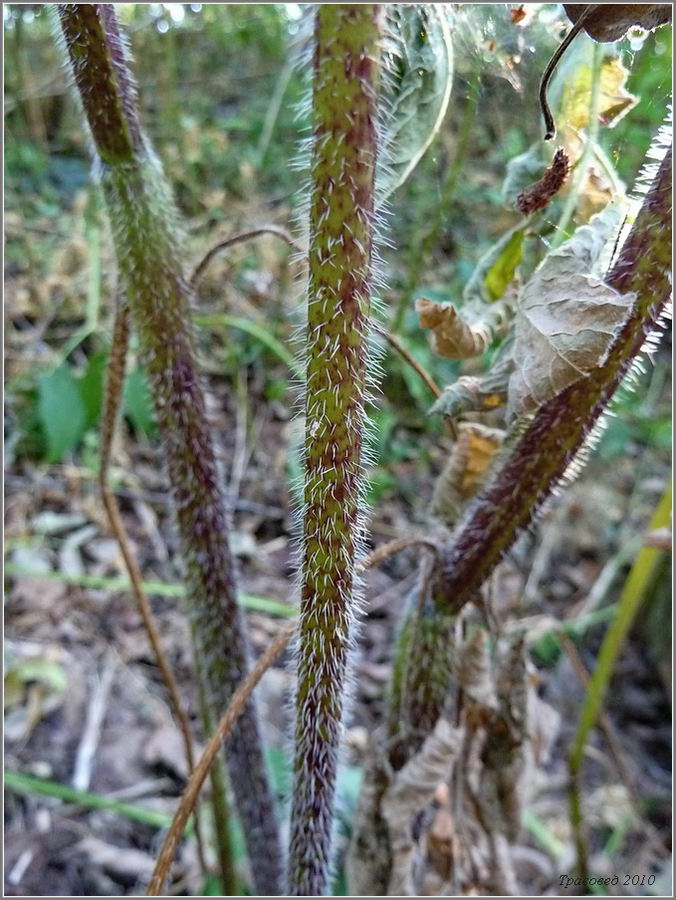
[{"x1": 516, "y1": 148, "x2": 570, "y2": 215}]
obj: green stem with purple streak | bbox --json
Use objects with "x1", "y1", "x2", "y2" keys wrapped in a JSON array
[
  {"x1": 288, "y1": 5, "x2": 383, "y2": 895},
  {"x1": 55, "y1": 6, "x2": 282, "y2": 893}
]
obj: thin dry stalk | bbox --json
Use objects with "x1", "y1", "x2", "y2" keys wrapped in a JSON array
[
  {"x1": 359, "y1": 537, "x2": 439, "y2": 573},
  {"x1": 190, "y1": 225, "x2": 299, "y2": 288},
  {"x1": 375, "y1": 323, "x2": 441, "y2": 398},
  {"x1": 72, "y1": 652, "x2": 117, "y2": 791},
  {"x1": 147, "y1": 623, "x2": 294, "y2": 897},
  {"x1": 99, "y1": 300, "x2": 207, "y2": 873}
]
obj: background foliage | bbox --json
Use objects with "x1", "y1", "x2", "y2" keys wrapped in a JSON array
[{"x1": 4, "y1": 4, "x2": 672, "y2": 896}]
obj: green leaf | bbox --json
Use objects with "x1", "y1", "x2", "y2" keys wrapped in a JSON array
[
  {"x1": 123, "y1": 367, "x2": 156, "y2": 436},
  {"x1": 484, "y1": 229, "x2": 524, "y2": 302},
  {"x1": 4, "y1": 769, "x2": 175, "y2": 829},
  {"x1": 4, "y1": 561, "x2": 296, "y2": 618},
  {"x1": 4, "y1": 659, "x2": 68, "y2": 706},
  {"x1": 37, "y1": 365, "x2": 87, "y2": 463},
  {"x1": 195, "y1": 313, "x2": 301, "y2": 377},
  {"x1": 78, "y1": 351, "x2": 108, "y2": 429}
]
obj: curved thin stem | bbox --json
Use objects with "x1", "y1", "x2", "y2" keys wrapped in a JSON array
[
  {"x1": 99, "y1": 300, "x2": 207, "y2": 876},
  {"x1": 147, "y1": 624, "x2": 294, "y2": 897},
  {"x1": 375, "y1": 323, "x2": 441, "y2": 398},
  {"x1": 190, "y1": 226, "x2": 299, "y2": 288},
  {"x1": 539, "y1": 7, "x2": 595, "y2": 140},
  {"x1": 552, "y1": 40, "x2": 604, "y2": 248},
  {"x1": 359, "y1": 536, "x2": 439, "y2": 573}
]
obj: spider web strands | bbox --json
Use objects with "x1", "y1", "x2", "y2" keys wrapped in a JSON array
[
  {"x1": 288, "y1": 5, "x2": 384, "y2": 896},
  {"x1": 55, "y1": 6, "x2": 283, "y2": 894}
]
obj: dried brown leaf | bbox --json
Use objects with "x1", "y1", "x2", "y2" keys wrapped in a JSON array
[
  {"x1": 559, "y1": 55, "x2": 638, "y2": 135},
  {"x1": 455, "y1": 628, "x2": 498, "y2": 715},
  {"x1": 430, "y1": 375, "x2": 507, "y2": 420},
  {"x1": 382, "y1": 719, "x2": 463, "y2": 896},
  {"x1": 507, "y1": 205, "x2": 635, "y2": 418},
  {"x1": 529, "y1": 692, "x2": 561, "y2": 766},
  {"x1": 432, "y1": 424, "x2": 505, "y2": 528},
  {"x1": 563, "y1": 4, "x2": 672, "y2": 43},
  {"x1": 346, "y1": 734, "x2": 394, "y2": 896},
  {"x1": 476, "y1": 639, "x2": 530, "y2": 844},
  {"x1": 510, "y1": 6, "x2": 527, "y2": 26}
]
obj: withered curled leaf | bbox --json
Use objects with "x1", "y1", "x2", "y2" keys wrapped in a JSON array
[
  {"x1": 474, "y1": 637, "x2": 530, "y2": 849},
  {"x1": 507, "y1": 204, "x2": 635, "y2": 419},
  {"x1": 382, "y1": 719, "x2": 463, "y2": 896},
  {"x1": 510, "y1": 6, "x2": 527, "y2": 26},
  {"x1": 430, "y1": 330, "x2": 514, "y2": 421},
  {"x1": 417, "y1": 297, "x2": 511, "y2": 360},
  {"x1": 430, "y1": 374, "x2": 509, "y2": 420},
  {"x1": 455, "y1": 628, "x2": 498, "y2": 715},
  {"x1": 417, "y1": 297, "x2": 492, "y2": 359},
  {"x1": 432, "y1": 423, "x2": 505, "y2": 528},
  {"x1": 539, "y1": 4, "x2": 670, "y2": 139},
  {"x1": 559, "y1": 54, "x2": 638, "y2": 135}
]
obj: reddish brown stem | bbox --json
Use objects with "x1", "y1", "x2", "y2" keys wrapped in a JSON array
[
  {"x1": 147, "y1": 624, "x2": 294, "y2": 897},
  {"x1": 98, "y1": 300, "x2": 207, "y2": 875}
]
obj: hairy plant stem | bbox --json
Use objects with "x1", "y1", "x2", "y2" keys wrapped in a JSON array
[
  {"x1": 288, "y1": 5, "x2": 383, "y2": 895},
  {"x1": 357, "y1": 153, "x2": 672, "y2": 897},
  {"x1": 387, "y1": 586, "x2": 458, "y2": 767},
  {"x1": 363, "y1": 145, "x2": 672, "y2": 876},
  {"x1": 56, "y1": 6, "x2": 282, "y2": 893},
  {"x1": 397, "y1": 146, "x2": 672, "y2": 752}
]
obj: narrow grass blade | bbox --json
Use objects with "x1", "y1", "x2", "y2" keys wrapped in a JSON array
[
  {"x1": 4, "y1": 562, "x2": 295, "y2": 618},
  {"x1": 5, "y1": 770, "x2": 174, "y2": 830},
  {"x1": 194, "y1": 313, "x2": 302, "y2": 378}
]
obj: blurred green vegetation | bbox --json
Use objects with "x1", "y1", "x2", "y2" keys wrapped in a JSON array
[{"x1": 4, "y1": 3, "x2": 671, "y2": 489}]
